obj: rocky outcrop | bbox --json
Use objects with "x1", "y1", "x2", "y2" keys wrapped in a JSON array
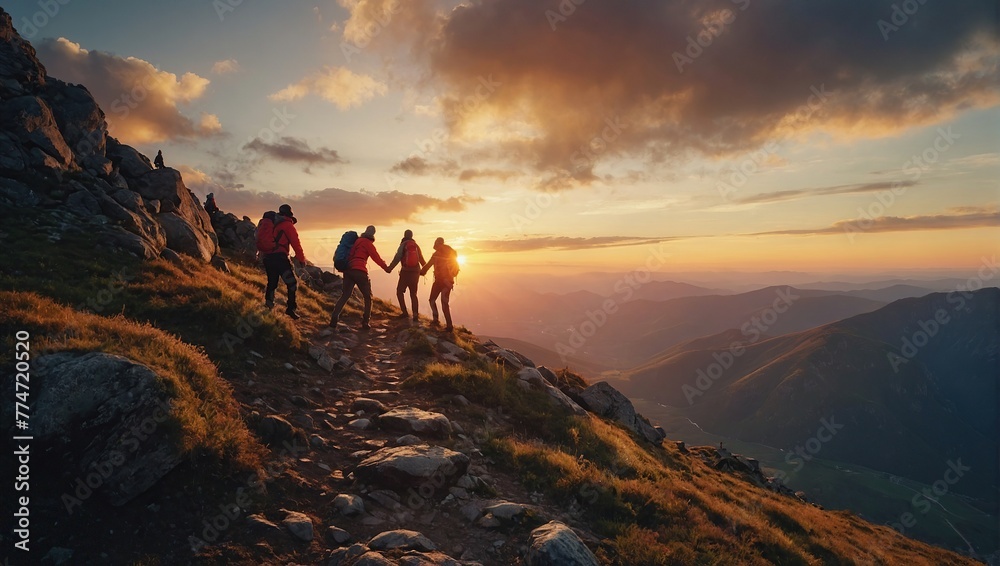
[
  {"x1": 525, "y1": 521, "x2": 599, "y2": 566},
  {"x1": 577, "y1": 381, "x2": 666, "y2": 444},
  {"x1": 518, "y1": 367, "x2": 588, "y2": 416},
  {"x1": 209, "y1": 210, "x2": 257, "y2": 260},
  {"x1": 0, "y1": 9, "x2": 219, "y2": 262},
  {"x1": 32, "y1": 352, "x2": 184, "y2": 506}
]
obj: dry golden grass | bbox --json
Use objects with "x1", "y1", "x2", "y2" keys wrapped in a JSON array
[{"x1": 1, "y1": 290, "x2": 263, "y2": 469}]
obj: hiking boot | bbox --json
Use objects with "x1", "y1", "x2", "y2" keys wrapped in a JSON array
[
  {"x1": 412, "y1": 315, "x2": 419, "y2": 323},
  {"x1": 430, "y1": 319, "x2": 440, "y2": 327},
  {"x1": 265, "y1": 301, "x2": 274, "y2": 309},
  {"x1": 397, "y1": 311, "x2": 410, "y2": 319},
  {"x1": 445, "y1": 326, "x2": 454, "y2": 333},
  {"x1": 285, "y1": 309, "x2": 300, "y2": 320},
  {"x1": 360, "y1": 323, "x2": 371, "y2": 330}
]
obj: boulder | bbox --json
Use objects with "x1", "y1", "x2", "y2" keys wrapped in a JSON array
[
  {"x1": 256, "y1": 415, "x2": 303, "y2": 446},
  {"x1": 368, "y1": 529, "x2": 437, "y2": 552},
  {"x1": 32, "y1": 352, "x2": 184, "y2": 505},
  {"x1": 133, "y1": 168, "x2": 217, "y2": 261},
  {"x1": 0, "y1": 95, "x2": 74, "y2": 168},
  {"x1": 0, "y1": 9, "x2": 47, "y2": 95},
  {"x1": 333, "y1": 493, "x2": 365, "y2": 517},
  {"x1": 105, "y1": 137, "x2": 152, "y2": 181},
  {"x1": 41, "y1": 79, "x2": 107, "y2": 165},
  {"x1": 351, "y1": 397, "x2": 388, "y2": 415},
  {"x1": 577, "y1": 382, "x2": 665, "y2": 444},
  {"x1": 353, "y1": 552, "x2": 395, "y2": 566},
  {"x1": 376, "y1": 407, "x2": 453, "y2": 437},
  {"x1": 518, "y1": 368, "x2": 587, "y2": 416},
  {"x1": 525, "y1": 521, "x2": 599, "y2": 566},
  {"x1": 354, "y1": 445, "x2": 470, "y2": 490},
  {"x1": 282, "y1": 510, "x2": 314, "y2": 542}
]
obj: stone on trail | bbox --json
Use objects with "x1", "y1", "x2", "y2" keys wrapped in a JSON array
[
  {"x1": 377, "y1": 407, "x2": 453, "y2": 437},
  {"x1": 354, "y1": 445, "x2": 470, "y2": 490},
  {"x1": 368, "y1": 529, "x2": 438, "y2": 552}
]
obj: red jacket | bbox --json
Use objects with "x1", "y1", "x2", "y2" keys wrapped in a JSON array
[
  {"x1": 348, "y1": 235, "x2": 387, "y2": 273},
  {"x1": 273, "y1": 217, "x2": 306, "y2": 263}
]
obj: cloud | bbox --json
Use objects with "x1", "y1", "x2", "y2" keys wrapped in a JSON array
[
  {"x1": 470, "y1": 235, "x2": 682, "y2": 253},
  {"x1": 269, "y1": 66, "x2": 387, "y2": 109},
  {"x1": 734, "y1": 181, "x2": 919, "y2": 205},
  {"x1": 36, "y1": 38, "x2": 220, "y2": 144},
  {"x1": 752, "y1": 207, "x2": 1000, "y2": 236},
  {"x1": 211, "y1": 59, "x2": 241, "y2": 75},
  {"x1": 243, "y1": 136, "x2": 346, "y2": 172},
  {"x1": 346, "y1": 0, "x2": 1000, "y2": 186},
  {"x1": 180, "y1": 166, "x2": 482, "y2": 229}
]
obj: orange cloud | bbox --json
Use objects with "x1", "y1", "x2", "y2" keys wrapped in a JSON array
[
  {"x1": 269, "y1": 66, "x2": 387, "y2": 109},
  {"x1": 36, "y1": 38, "x2": 221, "y2": 144}
]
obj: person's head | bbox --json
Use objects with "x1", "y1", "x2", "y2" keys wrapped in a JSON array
[
  {"x1": 278, "y1": 204, "x2": 293, "y2": 216},
  {"x1": 433, "y1": 237, "x2": 445, "y2": 250},
  {"x1": 207, "y1": 192, "x2": 214, "y2": 198},
  {"x1": 363, "y1": 225, "x2": 376, "y2": 238},
  {"x1": 157, "y1": 150, "x2": 162, "y2": 154},
  {"x1": 403, "y1": 229, "x2": 413, "y2": 240}
]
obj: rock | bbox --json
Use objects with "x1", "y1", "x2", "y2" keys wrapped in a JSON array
[
  {"x1": 160, "y1": 248, "x2": 183, "y2": 266},
  {"x1": 256, "y1": 415, "x2": 303, "y2": 446},
  {"x1": 353, "y1": 552, "x2": 396, "y2": 566},
  {"x1": 399, "y1": 551, "x2": 469, "y2": 565},
  {"x1": 328, "y1": 544, "x2": 368, "y2": 566},
  {"x1": 477, "y1": 515, "x2": 502, "y2": 529},
  {"x1": 577, "y1": 382, "x2": 665, "y2": 444},
  {"x1": 396, "y1": 434, "x2": 422, "y2": 446},
  {"x1": 110, "y1": 189, "x2": 145, "y2": 214},
  {"x1": 31, "y1": 353, "x2": 184, "y2": 505},
  {"x1": 460, "y1": 502, "x2": 484, "y2": 523},
  {"x1": 438, "y1": 341, "x2": 468, "y2": 359},
  {"x1": 354, "y1": 445, "x2": 470, "y2": 490},
  {"x1": 367, "y1": 489, "x2": 402, "y2": 510},
  {"x1": 525, "y1": 521, "x2": 599, "y2": 566},
  {"x1": 518, "y1": 368, "x2": 587, "y2": 416},
  {"x1": 327, "y1": 526, "x2": 352, "y2": 545},
  {"x1": 106, "y1": 137, "x2": 153, "y2": 180},
  {"x1": 0, "y1": 95, "x2": 74, "y2": 168},
  {"x1": 133, "y1": 168, "x2": 217, "y2": 261},
  {"x1": 484, "y1": 501, "x2": 527, "y2": 521},
  {"x1": 377, "y1": 407, "x2": 453, "y2": 437},
  {"x1": 333, "y1": 493, "x2": 365, "y2": 517},
  {"x1": 65, "y1": 188, "x2": 101, "y2": 216},
  {"x1": 352, "y1": 397, "x2": 388, "y2": 414},
  {"x1": 368, "y1": 529, "x2": 437, "y2": 552},
  {"x1": 42, "y1": 547, "x2": 74, "y2": 565},
  {"x1": 246, "y1": 514, "x2": 283, "y2": 540},
  {"x1": 349, "y1": 418, "x2": 372, "y2": 430},
  {"x1": 210, "y1": 255, "x2": 230, "y2": 273},
  {"x1": 317, "y1": 353, "x2": 336, "y2": 372},
  {"x1": 452, "y1": 395, "x2": 471, "y2": 407},
  {"x1": 43, "y1": 79, "x2": 107, "y2": 166},
  {"x1": 282, "y1": 510, "x2": 314, "y2": 541}
]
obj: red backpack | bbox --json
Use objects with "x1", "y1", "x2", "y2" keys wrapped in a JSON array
[
  {"x1": 255, "y1": 211, "x2": 279, "y2": 253},
  {"x1": 403, "y1": 240, "x2": 419, "y2": 269}
]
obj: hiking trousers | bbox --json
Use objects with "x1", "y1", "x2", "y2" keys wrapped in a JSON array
[
  {"x1": 429, "y1": 279, "x2": 453, "y2": 329},
  {"x1": 332, "y1": 269, "x2": 373, "y2": 325},
  {"x1": 263, "y1": 253, "x2": 297, "y2": 311},
  {"x1": 396, "y1": 271, "x2": 420, "y2": 317}
]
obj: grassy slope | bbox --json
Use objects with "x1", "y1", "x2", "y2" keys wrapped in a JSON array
[{"x1": 0, "y1": 206, "x2": 981, "y2": 565}]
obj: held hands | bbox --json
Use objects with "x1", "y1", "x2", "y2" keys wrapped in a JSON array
[{"x1": 384, "y1": 266, "x2": 392, "y2": 274}]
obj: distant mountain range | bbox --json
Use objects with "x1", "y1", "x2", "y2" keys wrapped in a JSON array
[{"x1": 610, "y1": 288, "x2": 999, "y2": 500}]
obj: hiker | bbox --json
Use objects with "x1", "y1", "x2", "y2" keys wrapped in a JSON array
[
  {"x1": 204, "y1": 192, "x2": 219, "y2": 216},
  {"x1": 153, "y1": 150, "x2": 165, "y2": 169},
  {"x1": 329, "y1": 225, "x2": 388, "y2": 330},
  {"x1": 257, "y1": 204, "x2": 305, "y2": 319},
  {"x1": 420, "y1": 237, "x2": 460, "y2": 332},
  {"x1": 386, "y1": 229, "x2": 426, "y2": 322}
]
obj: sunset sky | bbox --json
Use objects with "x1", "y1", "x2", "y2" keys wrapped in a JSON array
[{"x1": 10, "y1": 0, "x2": 998, "y2": 282}]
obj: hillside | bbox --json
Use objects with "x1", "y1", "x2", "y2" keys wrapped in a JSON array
[{"x1": 0, "y1": 8, "x2": 988, "y2": 565}]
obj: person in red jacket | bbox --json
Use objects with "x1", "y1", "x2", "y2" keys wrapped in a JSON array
[
  {"x1": 386, "y1": 229, "x2": 426, "y2": 322},
  {"x1": 329, "y1": 225, "x2": 388, "y2": 330},
  {"x1": 264, "y1": 204, "x2": 306, "y2": 319}
]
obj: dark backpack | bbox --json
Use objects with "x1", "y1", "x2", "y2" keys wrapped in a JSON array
[
  {"x1": 333, "y1": 231, "x2": 359, "y2": 272},
  {"x1": 403, "y1": 240, "x2": 420, "y2": 269},
  {"x1": 443, "y1": 247, "x2": 461, "y2": 280},
  {"x1": 255, "y1": 211, "x2": 278, "y2": 253}
]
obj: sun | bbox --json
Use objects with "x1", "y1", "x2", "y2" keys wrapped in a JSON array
[{"x1": 457, "y1": 255, "x2": 467, "y2": 267}]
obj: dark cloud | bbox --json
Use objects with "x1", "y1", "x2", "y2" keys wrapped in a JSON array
[
  {"x1": 734, "y1": 181, "x2": 919, "y2": 205},
  {"x1": 243, "y1": 136, "x2": 345, "y2": 173},
  {"x1": 752, "y1": 207, "x2": 1000, "y2": 236},
  {"x1": 35, "y1": 38, "x2": 222, "y2": 144},
  {"x1": 181, "y1": 166, "x2": 482, "y2": 230},
  {"x1": 353, "y1": 0, "x2": 999, "y2": 187},
  {"x1": 470, "y1": 236, "x2": 683, "y2": 253}
]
